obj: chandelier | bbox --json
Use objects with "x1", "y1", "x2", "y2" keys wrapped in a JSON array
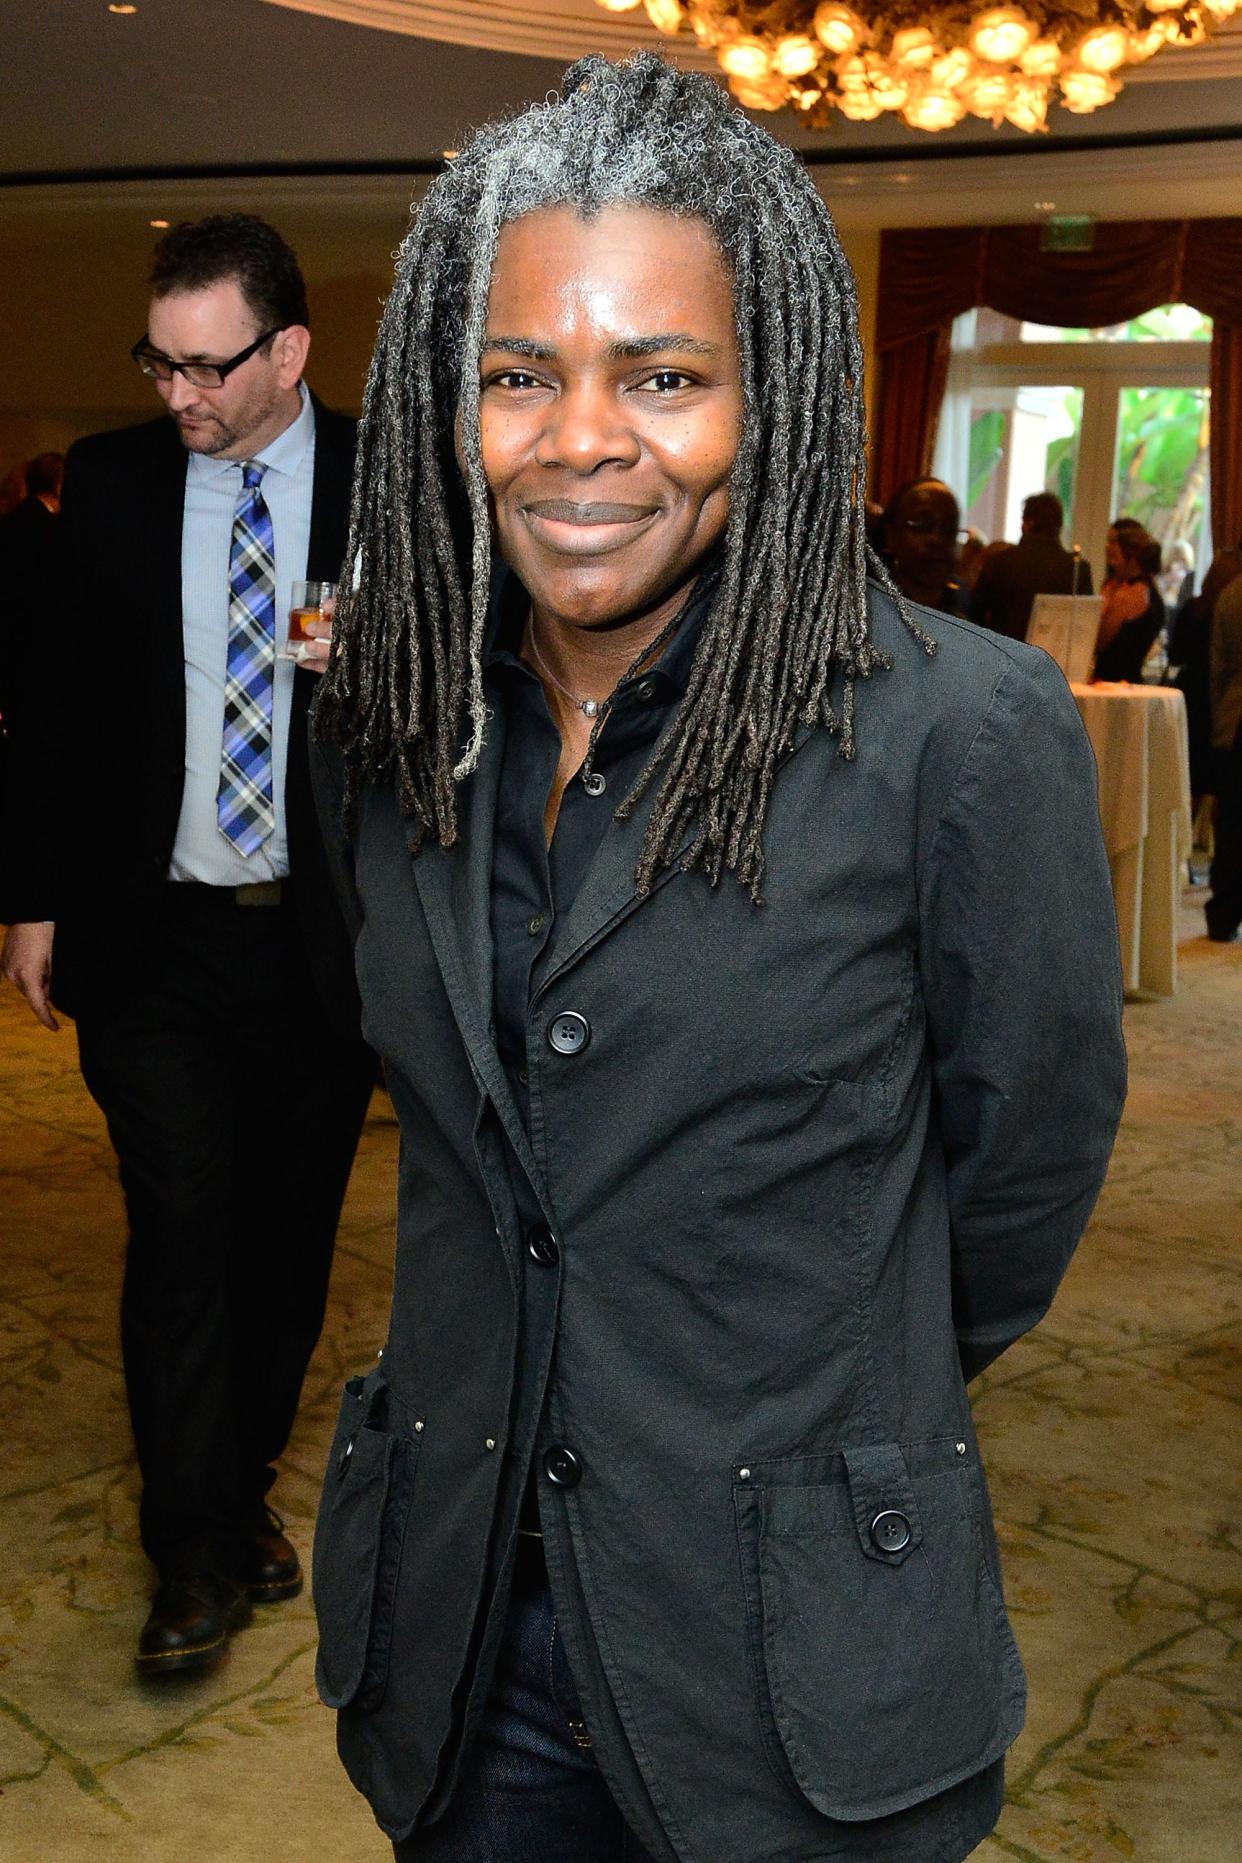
[{"x1": 589, "y1": 1, "x2": 1240, "y2": 131}]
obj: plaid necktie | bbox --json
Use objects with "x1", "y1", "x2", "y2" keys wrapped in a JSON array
[{"x1": 217, "y1": 460, "x2": 276, "y2": 854}]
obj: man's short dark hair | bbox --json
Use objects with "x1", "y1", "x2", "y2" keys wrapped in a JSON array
[
  {"x1": 26, "y1": 452, "x2": 64, "y2": 498},
  {"x1": 149, "y1": 213, "x2": 310, "y2": 332},
  {"x1": 1022, "y1": 492, "x2": 1063, "y2": 537}
]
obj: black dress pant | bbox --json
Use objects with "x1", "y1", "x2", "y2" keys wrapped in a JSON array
[
  {"x1": 1207, "y1": 728, "x2": 1242, "y2": 941},
  {"x1": 75, "y1": 884, "x2": 374, "y2": 1578}
]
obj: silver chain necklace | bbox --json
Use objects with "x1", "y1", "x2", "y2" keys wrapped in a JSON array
[{"x1": 527, "y1": 620, "x2": 607, "y2": 720}]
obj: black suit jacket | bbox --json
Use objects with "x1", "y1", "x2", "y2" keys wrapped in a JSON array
[
  {"x1": 971, "y1": 533, "x2": 1093, "y2": 641},
  {"x1": 308, "y1": 588, "x2": 1127, "y2": 1859},
  {"x1": 0, "y1": 398, "x2": 361, "y2": 1035}
]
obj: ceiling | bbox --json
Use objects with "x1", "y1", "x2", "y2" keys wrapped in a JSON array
[{"x1": 3, "y1": 0, "x2": 1242, "y2": 233}]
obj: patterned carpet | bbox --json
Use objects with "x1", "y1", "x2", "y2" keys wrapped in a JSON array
[{"x1": 0, "y1": 909, "x2": 1238, "y2": 1862}]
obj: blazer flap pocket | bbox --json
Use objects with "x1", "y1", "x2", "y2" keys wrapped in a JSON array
[
  {"x1": 753, "y1": 1447, "x2": 1025, "y2": 1822},
  {"x1": 313, "y1": 1371, "x2": 418, "y2": 1710}
]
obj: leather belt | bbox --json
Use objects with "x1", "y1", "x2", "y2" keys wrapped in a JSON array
[{"x1": 167, "y1": 880, "x2": 285, "y2": 907}]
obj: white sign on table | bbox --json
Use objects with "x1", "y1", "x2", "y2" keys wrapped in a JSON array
[{"x1": 1028, "y1": 595, "x2": 1101, "y2": 684}]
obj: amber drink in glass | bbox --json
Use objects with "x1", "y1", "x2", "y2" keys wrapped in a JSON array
[{"x1": 283, "y1": 579, "x2": 336, "y2": 662}]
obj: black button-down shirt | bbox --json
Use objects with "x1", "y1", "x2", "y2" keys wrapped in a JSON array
[
  {"x1": 484, "y1": 569, "x2": 710, "y2": 1535},
  {"x1": 486, "y1": 571, "x2": 709, "y2": 1118}
]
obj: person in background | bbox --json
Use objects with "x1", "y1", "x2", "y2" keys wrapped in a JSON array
[
  {"x1": 1206, "y1": 562, "x2": 1242, "y2": 941},
  {"x1": 310, "y1": 55, "x2": 1125, "y2": 1863},
  {"x1": 880, "y1": 476, "x2": 968, "y2": 616},
  {"x1": 0, "y1": 215, "x2": 374, "y2": 1678},
  {"x1": 1168, "y1": 548, "x2": 1242, "y2": 816},
  {"x1": 1094, "y1": 518, "x2": 1164, "y2": 682},
  {"x1": 956, "y1": 528, "x2": 988, "y2": 590},
  {"x1": 971, "y1": 490, "x2": 1093, "y2": 642},
  {"x1": 0, "y1": 453, "x2": 63, "y2": 872}
]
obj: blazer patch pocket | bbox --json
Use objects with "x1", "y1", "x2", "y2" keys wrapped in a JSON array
[
  {"x1": 313, "y1": 1367, "x2": 420, "y2": 1712},
  {"x1": 735, "y1": 1442, "x2": 1026, "y2": 1824}
]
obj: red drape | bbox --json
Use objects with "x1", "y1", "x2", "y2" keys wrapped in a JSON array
[{"x1": 872, "y1": 218, "x2": 1242, "y2": 549}]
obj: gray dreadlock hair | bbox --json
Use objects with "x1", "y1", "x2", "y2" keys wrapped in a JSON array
[{"x1": 317, "y1": 51, "x2": 928, "y2": 899}]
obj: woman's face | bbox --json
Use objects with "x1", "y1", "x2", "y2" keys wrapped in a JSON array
[
  {"x1": 1106, "y1": 529, "x2": 1132, "y2": 576},
  {"x1": 475, "y1": 204, "x2": 742, "y2": 636}
]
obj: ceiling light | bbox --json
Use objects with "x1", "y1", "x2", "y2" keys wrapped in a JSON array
[
  {"x1": 593, "y1": 0, "x2": 1239, "y2": 131},
  {"x1": 107, "y1": 4, "x2": 138, "y2": 13},
  {"x1": 149, "y1": 218, "x2": 170, "y2": 229}
]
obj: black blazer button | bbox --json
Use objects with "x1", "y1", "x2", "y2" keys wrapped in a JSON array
[
  {"x1": 543, "y1": 1445, "x2": 582, "y2": 1488},
  {"x1": 547, "y1": 1011, "x2": 590, "y2": 1056},
  {"x1": 870, "y1": 1509, "x2": 911, "y2": 1553},
  {"x1": 526, "y1": 1226, "x2": 559, "y2": 1267}
]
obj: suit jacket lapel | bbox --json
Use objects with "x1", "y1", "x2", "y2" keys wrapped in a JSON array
[
  {"x1": 538, "y1": 720, "x2": 819, "y2": 993},
  {"x1": 409, "y1": 710, "x2": 548, "y2": 1198},
  {"x1": 146, "y1": 421, "x2": 189, "y2": 740}
]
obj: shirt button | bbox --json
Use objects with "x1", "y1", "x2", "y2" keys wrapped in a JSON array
[
  {"x1": 870, "y1": 1510, "x2": 912, "y2": 1554},
  {"x1": 582, "y1": 772, "x2": 606, "y2": 797},
  {"x1": 527, "y1": 914, "x2": 545, "y2": 937},
  {"x1": 543, "y1": 1445, "x2": 582, "y2": 1488},
  {"x1": 547, "y1": 1011, "x2": 590, "y2": 1056},
  {"x1": 526, "y1": 1226, "x2": 559, "y2": 1266},
  {"x1": 517, "y1": 1066, "x2": 529, "y2": 1086},
  {"x1": 635, "y1": 677, "x2": 658, "y2": 703}
]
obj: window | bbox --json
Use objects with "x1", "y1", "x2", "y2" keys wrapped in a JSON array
[{"x1": 933, "y1": 306, "x2": 1211, "y2": 593}]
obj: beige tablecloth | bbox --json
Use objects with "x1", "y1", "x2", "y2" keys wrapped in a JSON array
[{"x1": 1071, "y1": 682, "x2": 1193, "y2": 996}]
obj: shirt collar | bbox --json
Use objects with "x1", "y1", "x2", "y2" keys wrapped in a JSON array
[
  {"x1": 483, "y1": 557, "x2": 719, "y2": 707},
  {"x1": 186, "y1": 380, "x2": 314, "y2": 485}
]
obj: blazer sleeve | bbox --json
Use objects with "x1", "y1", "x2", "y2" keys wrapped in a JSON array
[
  {"x1": 308, "y1": 721, "x2": 364, "y2": 947},
  {"x1": 917, "y1": 647, "x2": 1127, "y2": 1381}
]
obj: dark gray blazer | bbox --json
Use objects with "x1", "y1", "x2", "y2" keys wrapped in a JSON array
[{"x1": 310, "y1": 585, "x2": 1126, "y2": 1861}]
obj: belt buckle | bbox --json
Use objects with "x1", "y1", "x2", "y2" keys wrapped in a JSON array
[{"x1": 235, "y1": 880, "x2": 283, "y2": 907}]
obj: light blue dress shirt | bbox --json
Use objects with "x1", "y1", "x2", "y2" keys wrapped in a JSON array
[{"x1": 168, "y1": 383, "x2": 316, "y2": 884}]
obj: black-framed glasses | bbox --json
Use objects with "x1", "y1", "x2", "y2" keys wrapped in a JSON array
[
  {"x1": 899, "y1": 518, "x2": 970, "y2": 544},
  {"x1": 130, "y1": 327, "x2": 283, "y2": 389}
]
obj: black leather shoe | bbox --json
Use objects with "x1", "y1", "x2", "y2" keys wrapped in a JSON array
[
  {"x1": 136, "y1": 1573, "x2": 252, "y2": 1677},
  {"x1": 239, "y1": 1508, "x2": 303, "y2": 1603}
]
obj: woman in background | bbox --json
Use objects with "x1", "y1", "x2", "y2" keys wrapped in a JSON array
[{"x1": 1095, "y1": 518, "x2": 1164, "y2": 682}]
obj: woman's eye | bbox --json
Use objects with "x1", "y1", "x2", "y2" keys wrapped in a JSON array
[
  {"x1": 489, "y1": 370, "x2": 541, "y2": 391},
  {"x1": 643, "y1": 369, "x2": 693, "y2": 394}
]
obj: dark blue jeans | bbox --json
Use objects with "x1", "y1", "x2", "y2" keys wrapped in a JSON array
[{"x1": 394, "y1": 1548, "x2": 658, "y2": 1862}]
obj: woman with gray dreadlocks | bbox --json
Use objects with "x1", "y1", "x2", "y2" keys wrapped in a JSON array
[{"x1": 311, "y1": 53, "x2": 1125, "y2": 1863}]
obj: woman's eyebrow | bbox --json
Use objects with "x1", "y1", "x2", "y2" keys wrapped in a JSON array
[{"x1": 480, "y1": 334, "x2": 722, "y2": 360}]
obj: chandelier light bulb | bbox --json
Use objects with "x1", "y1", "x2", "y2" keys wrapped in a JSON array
[
  {"x1": 719, "y1": 35, "x2": 773, "y2": 79},
  {"x1": 643, "y1": 0, "x2": 683, "y2": 29},
  {"x1": 869, "y1": 67, "x2": 911, "y2": 108},
  {"x1": 903, "y1": 85, "x2": 967, "y2": 131},
  {"x1": 1077, "y1": 25, "x2": 1129, "y2": 73},
  {"x1": 964, "y1": 70, "x2": 1013, "y2": 118},
  {"x1": 1201, "y1": 0, "x2": 1242, "y2": 17},
  {"x1": 969, "y1": 6, "x2": 1036, "y2": 64},
  {"x1": 813, "y1": 4, "x2": 866, "y2": 56},
  {"x1": 930, "y1": 46, "x2": 975, "y2": 88},
  {"x1": 890, "y1": 25, "x2": 937, "y2": 67},
  {"x1": 1019, "y1": 37, "x2": 1062, "y2": 76},
  {"x1": 728, "y1": 70, "x2": 790, "y2": 108},
  {"x1": 838, "y1": 87, "x2": 885, "y2": 118},
  {"x1": 1060, "y1": 66, "x2": 1120, "y2": 111},
  {"x1": 773, "y1": 31, "x2": 821, "y2": 76},
  {"x1": 594, "y1": 0, "x2": 642, "y2": 11},
  {"x1": 834, "y1": 52, "x2": 869, "y2": 89},
  {"x1": 1004, "y1": 77, "x2": 1049, "y2": 131}
]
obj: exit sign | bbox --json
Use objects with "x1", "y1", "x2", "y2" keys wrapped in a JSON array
[{"x1": 1042, "y1": 215, "x2": 1094, "y2": 253}]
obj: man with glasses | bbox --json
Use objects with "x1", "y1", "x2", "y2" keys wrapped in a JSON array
[
  {"x1": 879, "y1": 477, "x2": 970, "y2": 618},
  {"x1": 0, "y1": 214, "x2": 374, "y2": 1677}
]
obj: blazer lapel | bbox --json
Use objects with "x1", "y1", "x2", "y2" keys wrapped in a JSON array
[
  {"x1": 538, "y1": 719, "x2": 820, "y2": 993},
  {"x1": 306, "y1": 397, "x2": 356, "y2": 585},
  {"x1": 409, "y1": 710, "x2": 548, "y2": 1198},
  {"x1": 146, "y1": 422, "x2": 189, "y2": 739}
]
